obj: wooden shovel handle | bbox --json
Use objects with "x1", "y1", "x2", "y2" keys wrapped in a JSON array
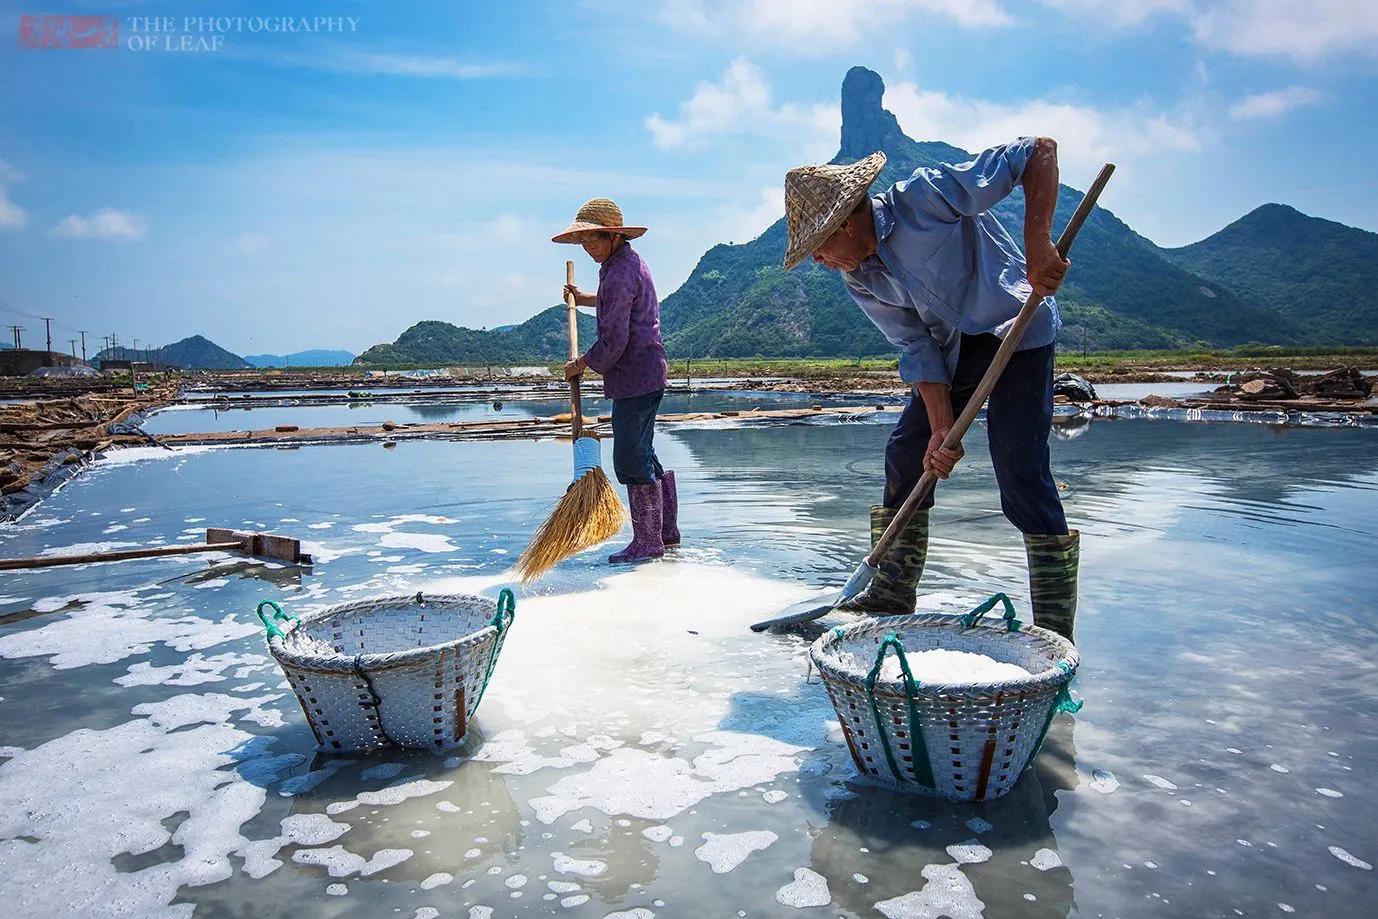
[
  {"x1": 566, "y1": 260, "x2": 584, "y2": 439},
  {"x1": 868, "y1": 163, "x2": 1116, "y2": 566}
]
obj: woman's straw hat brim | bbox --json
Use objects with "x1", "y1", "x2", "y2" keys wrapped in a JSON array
[
  {"x1": 782, "y1": 151, "x2": 886, "y2": 270},
  {"x1": 552, "y1": 197, "x2": 647, "y2": 244}
]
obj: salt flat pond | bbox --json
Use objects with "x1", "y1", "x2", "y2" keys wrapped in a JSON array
[
  {"x1": 143, "y1": 391, "x2": 823, "y2": 436},
  {"x1": 1, "y1": 418, "x2": 1376, "y2": 917}
]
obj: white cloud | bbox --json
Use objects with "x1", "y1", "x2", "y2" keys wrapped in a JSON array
[
  {"x1": 245, "y1": 47, "x2": 521, "y2": 79},
  {"x1": 322, "y1": 51, "x2": 521, "y2": 79},
  {"x1": 1040, "y1": 0, "x2": 1187, "y2": 27},
  {"x1": 645, "y1": 58, "x2": 836, "y2": 153},
  {"x1": 50, "y1": 208, "x2": 147, "y2": 241},
  {"x1": 1190, "y1": 0, "x2": 1378, "y2": 61},
  {"x1": 0, "y1": 158, "x2": 27, "y2": 229},
  {"x1": 1045, "y1": 0, "x2": 1378, "y2": 61},
  {"x1": 667, "y1": 0, "x2": 1011, "y2": 53},
  {"x1": 1228, "y1": 86, "x2": 1320, "y2": 121},
  {"x1": 715, "y1": 185, "x2": 784, "y2": 244},
  {"x1": 442, "y1": 213, "x2": 544, "y2": 248},
  {"x1": 883, "y1": 82, "x2": 1201, "y2": 182}
]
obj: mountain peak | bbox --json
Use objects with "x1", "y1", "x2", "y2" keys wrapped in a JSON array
[{"x1": 839, "y1": 66, "x2": 905, "y2": 162}]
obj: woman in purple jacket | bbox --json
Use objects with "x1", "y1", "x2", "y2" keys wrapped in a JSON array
[{"x1": 553, "y1": 198, "x2": 677, "y2": 564}]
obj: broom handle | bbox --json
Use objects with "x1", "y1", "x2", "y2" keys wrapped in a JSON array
[
  {"x1": 868, "y1": 162, "x2": 1115, "y2": 566},
  {"x1": 566, "y1": 260, "x2": 584, "y2": 440}
]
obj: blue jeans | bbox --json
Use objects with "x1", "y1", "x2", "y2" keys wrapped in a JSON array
[
  {"x1": 885, "y1": 333, "x2": 1067, "y2": 536},
  {"x1": 611, "y1": 389, "x2": 664, "y2": 486}
]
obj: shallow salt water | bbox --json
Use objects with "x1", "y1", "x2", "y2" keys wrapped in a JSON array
[
  {"x1": 1, "y1": 418, "x2": 1376, "y2": 917},
  {"x1": 141, "y1": 390, "x2": 827, "y2": 436}
]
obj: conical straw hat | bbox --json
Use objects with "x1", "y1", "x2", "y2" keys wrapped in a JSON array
[
  {"x1": 552, "y1": 198, "x2": 647, "y2": 244},
  {"x1": 781, "y1": 151, "x2": 886, "y2": 270}
]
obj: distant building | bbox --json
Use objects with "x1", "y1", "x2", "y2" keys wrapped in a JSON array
[
  {"x1": 0, "y1": 349, "x2": 91, "y2": 377},
  {"x1": 94, "y1": 359, "x2": 165, "y2": 373}
]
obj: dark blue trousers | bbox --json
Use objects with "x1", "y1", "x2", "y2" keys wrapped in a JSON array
[
  {"x1": 610, "y1": 388, "x2": 665, "y2": 486},
  {"x1": 885, "y1": 333, "x2": 1067, "y2": 536}
]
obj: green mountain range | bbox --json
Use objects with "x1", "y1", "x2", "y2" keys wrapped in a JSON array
[
  {"x1": 355, "y1": 305, "x2": 596, "y2": 365},
  {"x1": 659, "y1": 66, "x2": 1331, "y2": 357},
  {"x1": 244, "y1": 349, "x2": 356, "y2": 368},
  {"x1": 1163, "y1": 203, "x2": 1378, "y2": 346},
  {"x1": 95, "y1": 334, "x2": 250, "y2": 370}
]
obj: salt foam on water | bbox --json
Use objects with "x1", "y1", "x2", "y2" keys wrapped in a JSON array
[
  {"x1": 775, "y1": 867, "x2": 831, "y2": 908},
  {"x1": 694, "y1": 830, "x2": 779, "y2": 873},
  {"x1": 879, "y1": 648, "x2": 1029, "y2": 684}
]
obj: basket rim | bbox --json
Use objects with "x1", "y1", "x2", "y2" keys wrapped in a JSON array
[
  {"x1": 809, "y1": 611, "x2": 1078, "y2": 698},
  {"x1": 268, "y1": 592, "x2": 506, "y2": 675}
]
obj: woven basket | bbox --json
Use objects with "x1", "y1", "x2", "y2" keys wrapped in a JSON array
[
  {"x1": 810, "y1": 593, "x2": 1080, "y2": 802},
  {"x1": 256, "y1": 590, "x2": 515, "y2": 752}
]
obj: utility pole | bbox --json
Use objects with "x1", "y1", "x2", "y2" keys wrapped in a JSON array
[
  {"x1": 7, "y1": 325, "x2": 21, "y2": 350},
  {"x1": 41, "y1": 316, "x2": 53, "y2": 356},
  {"x1": 78, "y1": 330, "x2": 88, "y2": 362},
  {"x1": 69, "y1": 339, "x2": 78, "y2": 358}
]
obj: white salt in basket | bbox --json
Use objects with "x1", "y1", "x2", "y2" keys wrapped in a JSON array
[
  {"x1": 257, "y1": 590, "x2": 515, "y2": 752},
  {"x1": 810, "y1": 593, "x2": 1079, "y2": 802}
]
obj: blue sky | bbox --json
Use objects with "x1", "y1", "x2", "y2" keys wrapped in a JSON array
[{"x1": 2, "y1": 0, "x2": 1376, "y2": 356}]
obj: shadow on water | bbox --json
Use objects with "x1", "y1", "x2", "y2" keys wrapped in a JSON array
[
  {"x1": 817, "y1": 719, "x2": 1079, "y2": 918},
  {"x1": 721, "y1": 677, "x2": 1079, "y2": 915}
]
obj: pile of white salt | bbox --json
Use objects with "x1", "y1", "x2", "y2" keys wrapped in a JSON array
[
  {"x1": 284, "y1": 634, "x2": 340, "y2": 658},
  {"x1": 879, "y1": 648, "x2": 1030, "y2": 684}
]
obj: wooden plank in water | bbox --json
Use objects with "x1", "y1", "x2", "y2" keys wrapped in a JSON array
[{"x1": 0, "y1": 541, "x2": 243, "y2": 571}]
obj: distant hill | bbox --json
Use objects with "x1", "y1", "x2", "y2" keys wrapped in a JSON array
[
  {"x1": 96, "y1": 334, "x2": 250, "y2": 370},
  {"x1": 355, "y1": 306, "x2": 597, "y2": 365},
  {"x1": 1163, "y1": 204, "x2": 1378, "y2": 346},
  {"x1": 658, "y1": 66, "x2": 1310, "y2": 357},
  {"x1": 244, "y1": 349, "x2": 355, "y2": 368}
]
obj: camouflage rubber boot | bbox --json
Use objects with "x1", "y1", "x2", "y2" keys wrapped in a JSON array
[
  {"x1": 836, "y1": 505, "x2": 929, "y2": 616},
  {"x1": 1024, "y1": 531, "x2": 1080, "y2": 641}
]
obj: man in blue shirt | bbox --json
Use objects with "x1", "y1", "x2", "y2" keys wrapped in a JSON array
[{"x1": 782, "y1": 137, "x2": 1079, "y2": 640}]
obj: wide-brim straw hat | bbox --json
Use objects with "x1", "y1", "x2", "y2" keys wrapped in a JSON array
[
  {"x1": 782, "y1": 151, "x2": 886, "y2": 270},
  {"x1": 552, "y1": 198, "x2": 647, "y2": 244}
]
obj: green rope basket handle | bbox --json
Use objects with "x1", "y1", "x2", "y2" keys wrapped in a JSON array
[
  {"x1": 959, "y1": 592, "x2": 1022, "y2": 632},
  {"x1": 256, "y1": 599, "x2": 299, "y2": 641},
  {"x1": 864, "y1": 632, "x2": 937, "y2": 788},
  {"x1": 491, "y1": 588, "x2": 516, "y2": 630},
  {"x1": 472, "y1": 588, "x2": 516, "y2": 713},
  {"x1": 1024, "y1": 660, "x2": 1084, "y2": 772}
]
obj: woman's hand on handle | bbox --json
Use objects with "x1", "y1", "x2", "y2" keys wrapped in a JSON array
[
  {"x1": 563, "y1": 357, "x2": 587, "y2": 381},
  {"x1": 564, "y1": 284, "x2": 595, "y2": 307}
]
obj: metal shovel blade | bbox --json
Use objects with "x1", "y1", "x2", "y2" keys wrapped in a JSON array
[{"x1": 749, "y1": 561, "x2": 876, "y2": 632}]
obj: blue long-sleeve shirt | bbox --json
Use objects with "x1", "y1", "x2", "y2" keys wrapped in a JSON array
[{"x1": 842, "y1": 137, "x2": 1060, "y2": 385}]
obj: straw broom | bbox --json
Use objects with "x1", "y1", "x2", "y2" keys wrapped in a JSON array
[{"x1": 515, "y1": 260, "x2": 627, "y2": 581}]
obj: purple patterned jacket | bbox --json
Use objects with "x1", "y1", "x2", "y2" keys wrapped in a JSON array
[{"x1": 582, "y1": 243, "x2": 668, "y2": 401}]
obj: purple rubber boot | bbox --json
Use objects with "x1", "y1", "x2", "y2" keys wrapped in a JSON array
[
  {"x1": 659, "y1": 470, "x2": 681, "y2": 547},
  {"x1": 609, "y1": 482, "x2": 665, "y2": 564}
]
